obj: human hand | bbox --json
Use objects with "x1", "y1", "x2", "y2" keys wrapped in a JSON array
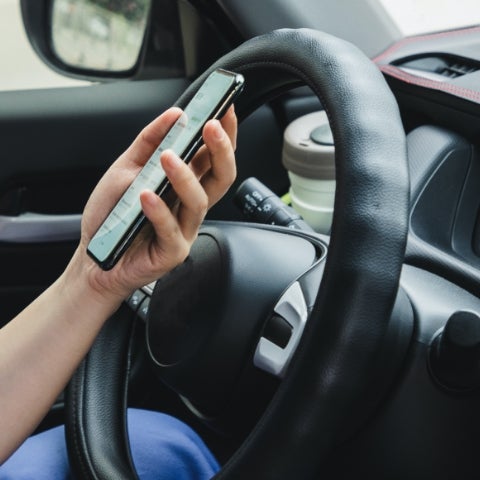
[{"x1": 69, "y1": 105, "x2": 237, "y2": 304}]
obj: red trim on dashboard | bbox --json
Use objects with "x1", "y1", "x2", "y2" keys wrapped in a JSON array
[
  {"x1": 373, "y1": 25, "x2": 480, "y2": 64},
  {"x1": 380, "y1": 64, "x2": 480, "y2": 103}
]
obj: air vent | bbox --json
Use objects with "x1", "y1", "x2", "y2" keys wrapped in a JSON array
[
  {"x1": 394, "y1": 55, "x2": 479, "y2": 82},
  {"x1": 437, "y1": 60, "x2": 478, "y2": 78}
]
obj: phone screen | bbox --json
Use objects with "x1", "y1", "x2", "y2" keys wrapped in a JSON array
[{"x1": 87, "y1": 69, "x2": 243, "y2": 269}]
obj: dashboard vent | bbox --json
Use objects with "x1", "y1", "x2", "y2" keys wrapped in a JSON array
[
  {"x1": 394, "y1": 55, "x2": 479, "y2": 81},
  {"x1": 438, "y1": 60, "x2": 478, "y2": 78}
]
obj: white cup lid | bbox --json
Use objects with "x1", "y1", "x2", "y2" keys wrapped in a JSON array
[{"x1": 282, "y1": 111, "x2": 335, "y2": 180}]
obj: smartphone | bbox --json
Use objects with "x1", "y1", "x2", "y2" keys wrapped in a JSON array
[{"x1": 87, "y1": 68, "x2": 244, "y2": 270}]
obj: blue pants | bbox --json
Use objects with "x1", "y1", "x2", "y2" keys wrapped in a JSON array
[{"x1": 0, "y1": 408, "x2": 219, "y2": 479}]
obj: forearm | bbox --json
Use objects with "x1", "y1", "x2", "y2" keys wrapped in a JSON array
[
  {"x1": 0, "y1": 249, "x2": 123, "y2": 463},
  {"x1": 0, "y1": 107, "x2": 237, "y2": 464}
]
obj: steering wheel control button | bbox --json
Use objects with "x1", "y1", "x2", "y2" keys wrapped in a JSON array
[
  {"x1": 138, "y1": 297, "x2": 150, "y2": 322},
  {"x1": 429, "y1": 311, "x2": 480, "y2": 391},
  {"x1": 254, "y1": 281, "x2": 308, "y2": 378},
  {"x1": 141, "y1": 281, "x2": 157, "y2": 295},
  {"x1": 263, "y1": 314, "x2": 293, "y2": 349},
  {"x1": 127, "y1": 290, "x2": 146, "y2": 312}
]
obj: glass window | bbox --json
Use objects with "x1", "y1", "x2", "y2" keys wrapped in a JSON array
[
  {"x1": 51, "y1": 0, "x2": 151, "y2": 72},
  {"x1": 378, "y1": 0, "x2": 480, "y2": 36},
  {"x1": 0, "y1": 0, "x2": 184, "y2": 92},
  {"x1": 0, "y1": 0, "x2": 88, "y2": 91}
]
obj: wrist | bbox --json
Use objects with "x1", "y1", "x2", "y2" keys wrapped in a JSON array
[{"x1": 58, "y1": 246, "x2": 126, "y2": 317}]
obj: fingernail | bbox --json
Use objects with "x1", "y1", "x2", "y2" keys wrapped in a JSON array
[
  {"x1": 141, "y1": 190, "x2": 156, "y2": 207},
  {"x1": 162, "y1": 149, "x2": 182, "y2": 168}
]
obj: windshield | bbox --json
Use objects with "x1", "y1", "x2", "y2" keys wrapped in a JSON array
[{"x1": 379, "y1": 0, "x2": 480, "y2": 36}]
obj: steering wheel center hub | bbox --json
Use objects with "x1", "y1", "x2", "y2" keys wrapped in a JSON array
[{"x1": 147, "y1": 223, "x2": 321, "y2": 425}]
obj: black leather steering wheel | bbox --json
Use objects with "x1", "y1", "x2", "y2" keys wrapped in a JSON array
[{"x1": 65, "y1": 28, "x2": 408, "y2": 479}]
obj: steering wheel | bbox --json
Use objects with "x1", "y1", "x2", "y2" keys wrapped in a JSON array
[{"x1": 65, "y1": 28, "x2": 409, "y2": 479}]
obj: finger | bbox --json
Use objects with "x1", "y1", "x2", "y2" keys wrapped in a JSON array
[
  {"x1": 121, "y1": 107, "x2": 183, "y2": 168},
  {"x1": 198, "y1": 118, "x2": 237, "y2": 207},
  {"x1": 219, "y1": 105, "x2": 238, "y2": 151},
  {"x1": 189, "y1": 106, "x2": 238, "y2": 179},
  {"x1": 139, "y1": 189, "x2": 189, "y2": 263},
  {"x1": 161, "y1": 149, "x2": 209, "y2": 240},
  {"x1": 189, "y1": 145, "x2": 211, "y2": 179}
]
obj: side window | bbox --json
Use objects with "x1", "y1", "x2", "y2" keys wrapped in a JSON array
[
  {"x1": 0, "y1": 0, "x2": 187, "y2": 92},
  {"x1": 0, "y1": 0, "x2": 88, "y2": 91},
  {"x1": 378, "y1": 0, "x2": 480, "y2": 36}
]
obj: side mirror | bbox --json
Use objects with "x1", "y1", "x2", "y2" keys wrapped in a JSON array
[
  {"x1": 20, "y1": 0, "x2": 152, "y2": 80},
  {"x1": 51, "y1": 0, "x2": 151, "y2": 73}
]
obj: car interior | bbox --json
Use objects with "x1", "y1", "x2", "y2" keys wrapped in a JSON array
[{"x1": 1, "y1": 0, "x2": 480, "y2": 478}]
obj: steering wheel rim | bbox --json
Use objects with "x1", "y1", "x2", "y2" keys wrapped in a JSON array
[{"x1": 66, "y1": 28, "x2": 408, "y2": 479}]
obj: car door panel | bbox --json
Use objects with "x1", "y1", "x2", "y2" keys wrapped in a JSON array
[
  {"x1": 0, "y1": 76, "x2": 295, "y2": 326},
  {"x1": 0, "y1": 79, "x2": 190, "y2": 207},
  {"x1": 0, "y1": 78, "x2": 189, "y2": 326}
]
